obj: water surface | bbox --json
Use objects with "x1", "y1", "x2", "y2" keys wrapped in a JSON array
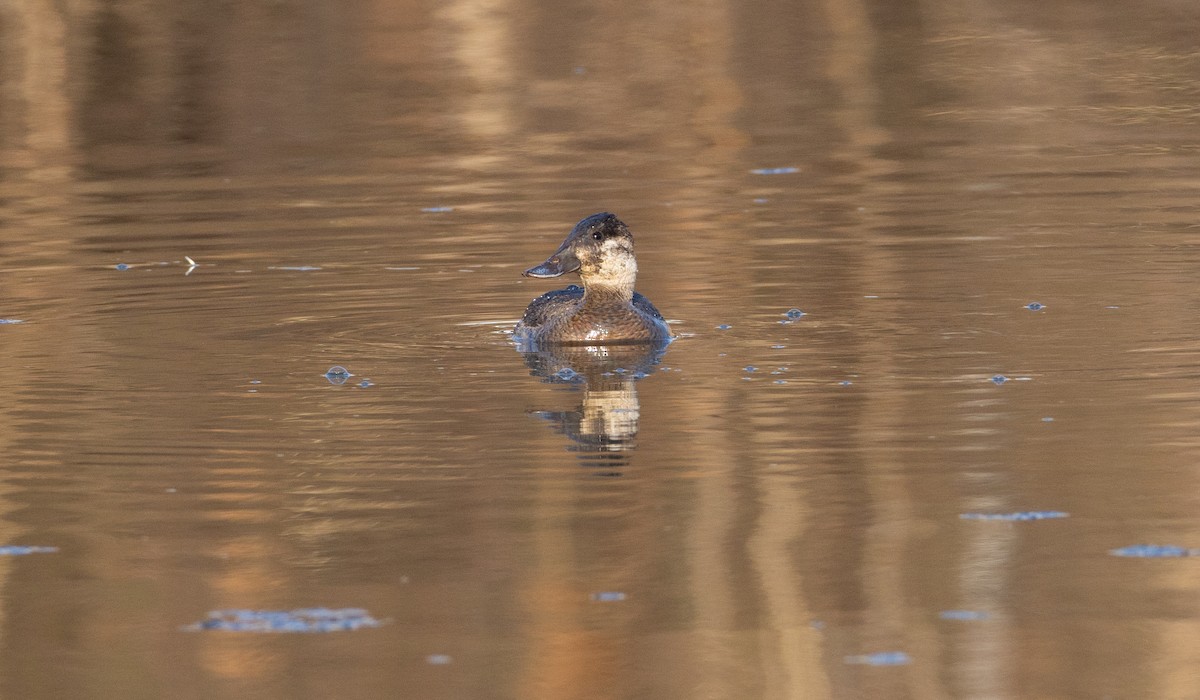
[{"x1": 2, "y1": 1, "x2": 1200, "y2": 698}]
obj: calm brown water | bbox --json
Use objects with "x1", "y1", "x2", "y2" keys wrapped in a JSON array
[{"x1": 2, "y1": 1, "x2": 1200, "y2": 698}]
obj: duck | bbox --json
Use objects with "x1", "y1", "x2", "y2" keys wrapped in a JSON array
[{"x1": 514, "y1": 213, "x2": 672, "y2": 348}]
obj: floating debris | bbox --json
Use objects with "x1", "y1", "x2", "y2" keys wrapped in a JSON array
[
  {"x1": 751, "y1": 166, "x2": 800, "y2": 175},
  {"x1": 590, "y1": 592, "x2": 627, "y2": 602},
  {"x1": 552, "y1": 368, "x2": 582, "y2": 382},
  {"x1": 939, "y1": 610, "x2": 990, "y2": 621},
  {"x1": 960, "y1": 511, "x2": 1068, "y2": 522},
  {"x1": 1025, "y1": 302, "x2": 1045, "y2": 311},
  {"x1": 1109, "y1": 544, "x2": 1198, "y2": 558},
  {"x1": 185, "y1": 608, "x2": 383, "y2": 633},
  {"x1": 325, "y1": 366, "x2": 352, "y2": 385},
  {"x1": 0, "y1": 319, "x2": 24, "y2": 325},
  {"x1": 844, "y1": 652, "x2": 910, "y2": 666},
  {"x1": 0, "y1": 546, "x2": 58, "y2": 556}
]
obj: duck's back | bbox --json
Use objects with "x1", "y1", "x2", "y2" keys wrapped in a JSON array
[{"x1": 517, "y1": 285, "x2": 585, "y2": 331}]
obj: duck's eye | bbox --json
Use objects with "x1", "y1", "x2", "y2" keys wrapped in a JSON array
[{"x1": 592, "y1": 231, "x2": 603, "y2": 240}]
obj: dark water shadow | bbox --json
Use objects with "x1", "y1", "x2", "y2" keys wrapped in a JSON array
[{"x1": 517, "y1": 341, "x2": 670, "y2": 474}]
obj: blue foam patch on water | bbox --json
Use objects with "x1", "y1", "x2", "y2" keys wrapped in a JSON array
[
  {"x1": 939, "y1": 610, "x2": 990, "y2": 621},
  {"x1": 844, "y1": 651, "x2": 910, "y2": 666},
  {"x1": 0, "y1": 546, "x2": 58, "y2": 555},
  {"x1": 358, "y1": 379, "x2": 374, "y2": 388},
  {"x1": 785, "y1": 308, "x2": 806, "y2": 319},
  {"x1": 751, "y1": 167, "x2": 800, "y2": 175},
  {"x1": 716, "y1": 324, "x2": 732, "y2": 330},
  {"x1": 1109, "y1": 544, "x2": 1198, "y2": 558},
  {"x1": 1025, "y1": 302, "x2": 1045, "y2": 311},
  {"x1": 185, "y1": 608, "x2": 384, "y2": 633},
  {"x1": 990, "y1": 375, "x2": 1009, "y2": 385},
  {"x1": 114, "y1": 263, "x2": 130, "y2": 271},
  {"x1": 960, "y1": 511, "x2": 1068, "y2": 521},
  {"x1": 590, "y1": 592, "x2": 627, "y2": 602},
  {"x1": 0, "y1": 319, "x2": 24, "y2": 324}
]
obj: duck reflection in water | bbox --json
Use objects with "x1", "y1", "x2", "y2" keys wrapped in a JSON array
[
  {"x1": 514, "y1": 213, "x2": 673, "y2": 471},
  {"x1": 519, "y1": 343, "x2": 669, "y2": 471}
]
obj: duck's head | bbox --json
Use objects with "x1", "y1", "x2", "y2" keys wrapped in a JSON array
[{"x1": 523, "y1": 213, "x2": 637, "y2": 291}]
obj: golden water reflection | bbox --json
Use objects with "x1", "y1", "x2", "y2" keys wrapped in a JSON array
[{"x1": 1, "y1": 0, "x2": 1199, "y2": 698}]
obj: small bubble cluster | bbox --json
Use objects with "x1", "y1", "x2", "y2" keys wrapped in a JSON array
[
  {"x1": 1109, "y1": 544, "x2": 1197, "y2": 558},
  {"x1": 590, "y1": 592, "x2": 627, "y2": 602},
  {"x1": 844, "y1": 652, "x2": 910, "y2": 666},
  {"x1": 186, "y1": 608, "x2": 383, "y2": 633},
  {"x1": 939, "y1": 610, "x2": 990, "y2": 621},
  {"x1": 960, "y1": 511, "x2": 1068, "y2": 521},
  {"x1": 0, "y1": 546, "x2": 58, "y2": 556}
]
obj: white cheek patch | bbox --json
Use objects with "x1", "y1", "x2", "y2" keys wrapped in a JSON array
[{"x1": 587, "y1": 239, "x2": 637, "y2": 287}]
